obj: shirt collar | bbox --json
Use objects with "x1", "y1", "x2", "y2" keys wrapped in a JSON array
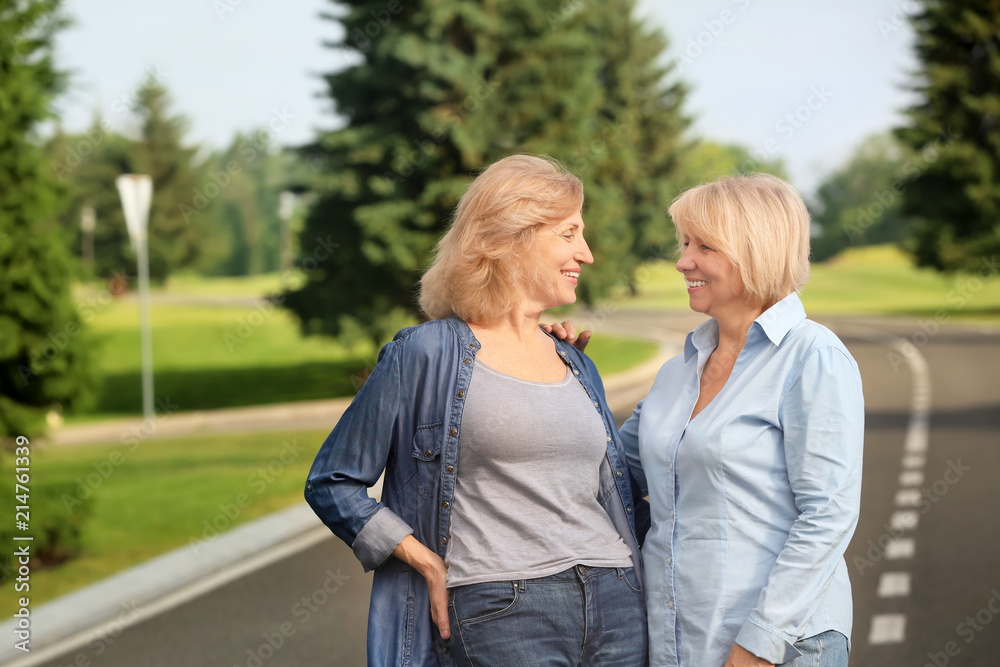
[
  {"x1": 753, "y1": 292, "x2": 807, "y2": 346},
  {"x1": 683, "y1": 292, "x2": 806, "y2": 360}
]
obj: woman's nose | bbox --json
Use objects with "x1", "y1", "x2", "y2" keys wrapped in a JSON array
[
  {"x1": 676, "y1": 246, "x2": 694, "y2": 272},
  {"x1": 577, "y1": 238, "x2": 594, "y2": 265}
]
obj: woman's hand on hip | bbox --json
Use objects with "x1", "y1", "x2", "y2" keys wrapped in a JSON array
[
  {"x1": 540, "y1": 320, "x2": 591, "y2": 352},
  {"x1": 392, "y1": 535, "x2": 451, "y2": 639},
  {"x1": 724, "y1": 642, "x2": 774, "y2": 667}
]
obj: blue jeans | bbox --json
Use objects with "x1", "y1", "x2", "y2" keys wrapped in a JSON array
[
  {"x1": 783, "y1": 630, "x2": 849, "y2": 666},
  {"x1": 448, "y1": 565, "x2": 647, "y2": 666}
]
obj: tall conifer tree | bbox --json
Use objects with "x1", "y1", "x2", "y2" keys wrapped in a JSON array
[
  {"x1": 0, "y1": 0, "x2": 92, "y2": 436},
  {"x1": 895, "y1": 0, "x2": 1000, "y2": 271},
  {"x1": 284, "y1": 0, "x2": 688, "y2": 342}
]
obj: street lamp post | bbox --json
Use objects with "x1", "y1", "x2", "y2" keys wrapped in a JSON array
[
  {"x1": 278, "y1": 191, "x2": 299, "y2": 272},
  {"x1": 80, "y1": 205, "x2": 95, "y2": 270},
  {"x1": 116, "y1": 174, "x2": 155, "y2": 423}
]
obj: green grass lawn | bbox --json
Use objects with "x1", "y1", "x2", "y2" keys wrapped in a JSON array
[
  {"x1": 80, "y1": 301, "x2": 376, "y2": 418},
  {"x1": 72, "y1": 282, "x2": 658, "y2": 420},
  {"x1": 621, "y1": 245, "x2": 1000, "y2": 321},
  {"x1": 0, "y1": 428, "x2": 328, "y2": 616}
]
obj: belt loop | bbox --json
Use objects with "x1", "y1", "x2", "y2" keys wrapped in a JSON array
[
  {"x1": 616, "y1": 567, "x2": 625, "y2": 580},
  {"x1": 516, "y1": 580, "x2": 526, "y2": 593}
]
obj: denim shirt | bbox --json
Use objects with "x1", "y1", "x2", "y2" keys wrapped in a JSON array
[{"x1": 305, "y1": 316, "x2": 647, "y2": 666}]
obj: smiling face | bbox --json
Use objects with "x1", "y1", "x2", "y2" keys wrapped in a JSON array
[
  {"x1": 675, "y1": 232, "x2": 753, "y2": 322},
  {"x1": 529, "y1": 209, "x2": 594, "y2": 310}
]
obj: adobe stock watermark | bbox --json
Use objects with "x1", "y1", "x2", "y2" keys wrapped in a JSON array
[
  {"x1": 189, "y1": 439, "x2": 307, "y2": 553},
  {"x1": 546, "y1": 0, "x2": 585, "y2": 29},
  {"x1": 51, "y1": 67, "x2": 169, "y2": 182},
  {"x1": 844, "y1": 126, "x2": 959, "y2": 244},
  {"x1": 234, "y1": 567, "x2": 351, "y2": 667},
  {"x1": 922, "y1": 588, "x2": 1000, "y2": 667},
  {"x1": 350, "y1": 0, "x2": 414, "y2": 51},
  {"x1": 223, "y1": 235, "x2": 339, "y2": 353},
  {"x1": 17, "y1": 269, "x2": 134, "y2": 387},
  {"x1": 380, "y1": 76, "x2": 500, "y2": 189},
  {"x1": 877, "y1": 0, "x2": 920, "y2": 40},
  {"x1": 852, "y1": 458, "x2": 970, "y2": 575},
  {"x1": 671, "y1": 0, "x2": 752, "y2": 74},
  {"x1": 61, "y1": 397, "x2": 180, "y2": 513},
  {"x1": 886, "y1": 255, "x2": 998, "y2": 372},
  {"x1": 179, "y1": 107, "x2": 294, "y2": 223},
  {"x1": 737, "y1": 84, "x2": 834, "y2": 174}
]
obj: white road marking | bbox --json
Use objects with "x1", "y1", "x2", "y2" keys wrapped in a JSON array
[
  {"x1": 877, "y1": 572, "x2": 912, "y2": 597},
  {"x1": 885, "y1": 538, "x2": 916, "y2": 559},
  {"x1": 894, "y1": 489, "x2": 922, "y2": 507},
  {"x1": 869, "y1": 614, "x2": 907, "y2": 643},
  {"x1": 890, "y1": 510, "x2": 920, "y2": 531}
]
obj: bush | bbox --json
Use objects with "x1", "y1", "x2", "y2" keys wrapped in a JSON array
[{"x1": 0, "y1": 481, "x2": 93, "y2": 584}]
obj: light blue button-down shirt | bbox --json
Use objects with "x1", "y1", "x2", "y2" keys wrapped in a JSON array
[{"x1": 620, "y1": 293, "x2": 864, "y2": 666}]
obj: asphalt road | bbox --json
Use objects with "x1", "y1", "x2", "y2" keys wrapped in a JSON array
[{"x1": 30, "y1": 312, "x2": 1000, "y2": 667}]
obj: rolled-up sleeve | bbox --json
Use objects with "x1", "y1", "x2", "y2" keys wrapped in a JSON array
[
  {"x1": 737, "y1": 345, "x2": 865, "y2": 663},
  {"x1": 304, "y1": 340, "x2": 414, "y2": 572}
]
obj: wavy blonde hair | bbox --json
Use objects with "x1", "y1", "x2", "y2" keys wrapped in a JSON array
[
  {"x1": 419, "y1": 155, "x2": 584, "y2": 322},
  {"x1": 668, "y1": 173, "x2": 811, "y2": 307}
]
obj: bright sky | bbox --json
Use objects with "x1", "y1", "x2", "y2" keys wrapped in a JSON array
[{"x1": 54, "y1": 0, "x2": 919, "y2": 196}]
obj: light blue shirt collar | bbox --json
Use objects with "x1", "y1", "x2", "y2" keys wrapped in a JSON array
[{"x1": 684, "y1": 292, "x2": 807, "y2": 361}]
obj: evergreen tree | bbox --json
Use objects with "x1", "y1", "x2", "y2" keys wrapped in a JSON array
[
  {"x1": 809, "y1": 133, "x2": 911, "y2": 262},
  {"x1": 132, "y1": 80, "x2": 206, "y2": 282},
  {"x1": 895, "y1": 0, "x2": 1000, "y2": 272},
  {"x1": 283, "y1": 0, "x2": 688, "y2": 343},
  {"x1": 0, "y1": 0, "x2": 93, "y2": 436},
  {"x1": 47, "y1": 116, "x2": 137, "y2": 280}
]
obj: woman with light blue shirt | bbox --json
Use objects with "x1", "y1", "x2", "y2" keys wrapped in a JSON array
[{"x1": 620, "y1": 173, "x2": 864, "y2": 666}]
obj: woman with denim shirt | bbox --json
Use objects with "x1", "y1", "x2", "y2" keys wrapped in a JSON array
[{"x1": 304, "y1": 155, "x2": 648, "y2": 666}]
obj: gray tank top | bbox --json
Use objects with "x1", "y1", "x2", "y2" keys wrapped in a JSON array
[{"x1": 444, "y1": 359, "x2": 632, "y2": 588}]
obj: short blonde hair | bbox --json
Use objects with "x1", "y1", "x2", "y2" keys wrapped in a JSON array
[
  {"x1": 419, "y1": 155, "x2": 584, "y2": 322},
  {"x1": 668, "y1": 173, "x2": 810, "y2": 307}
]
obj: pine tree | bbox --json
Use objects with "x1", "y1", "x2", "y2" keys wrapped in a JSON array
[
  {"x1": 283, "y1": 0, "x2": 688, "y2": 343},
  {"x1": 895, "y1": 0, "x2": 1000, "y2": 272},
  {"x1": 0, "y1": 0, "x2": 93, "y2": 436},
  {"x1": 132, "y1": 80, "x2": 206, "y2": 282},
  {"x1": 809, "y1": 133, "x2": 911, "y2": 262}
]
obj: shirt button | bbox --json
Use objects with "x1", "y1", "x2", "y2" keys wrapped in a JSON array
[
  {"x1": 626, "y1": 506, "x2": 632, "y2": 513},
  {"x1": 469, "y1": 343, "x2": 477, "y2": 349},
  {"x1": 424, "y1": 449, "x2": 433, "y2": 457},
  {"x1": 616, "y1": 470, "x2": 623, "y2": 477},
  {"x1": 667, "y1": 557, "x2": 672, "y2": 565},
  {"x1": 667, "y1": 601, "x2": 674, "y2": 609},
  {"x1": 572, "y1": 369, "x2": 579, "y2": 375},
  {"x1": 463, "y1": 358, "x2": 471, "y2": 365},
  {"x1": 457, "y1": 390, "x2": 465, "y2": 398},
  {"x1": 450, "y1": 428, "x2": 458, "y2": 436},
  {"x1": 442, "y1": 502, "x2": 450, "y2": 509},
  {"x1": 440, "y1": 537, "x2": 448, "y2": 545},
  {"x1": 606, "y1": 435, "x2": 611, "y2": 442},
  {"x1": 306, "y1": 484, "x2": 312, "y2": 491},
  {"x1": 446, "y1": 465, "x2": 455, "y2": 473}
]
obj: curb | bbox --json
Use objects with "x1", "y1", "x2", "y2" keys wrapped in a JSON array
[{"x1": 0, "y1": 504, "x2": 329, "y2": 667}]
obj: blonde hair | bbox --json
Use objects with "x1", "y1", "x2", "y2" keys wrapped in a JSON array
[
  {"x1": 419, "y1": 154, "x2": 584, "y2": 322},
  {"x1": 668, "y1": 173, "x2": 810, "y2": 307}
]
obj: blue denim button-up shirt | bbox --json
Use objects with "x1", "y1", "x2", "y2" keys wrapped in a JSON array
[
  {"x1": 620, "y1": 293, "x2": 864, "y2": 666},
  {"x1": 305, "y1": 316, "x2": 646, "y2": 666}
]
